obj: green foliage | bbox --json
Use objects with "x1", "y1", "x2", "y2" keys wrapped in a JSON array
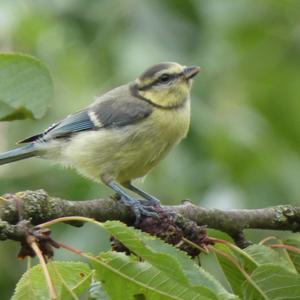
[
  {"x1": 0, "y1": 53, "x2": 53, "y2": 121},
  {"x1": 102, "y1": 221, "x2": 234, "y2": 300},
  {"x1": 214, "y1": 243, "x2": 257, "y2": 296},
  {"x1": 242, "y1": 265, "x2": 300, "y2": 300},
  {"x1": 11, "y1": 222, "x2": 300, "y2": 300},
  {"x1": 91, "y1": 251, "x2": 212, "y2": 300},
  {"x1": 245, "y1": 244, "x2": 296, "y2": 272},
  {"x1": 283, "y1": 238, "x2": 300, "y2": 272},
  {"x1": 213, "y1": 237, "x2": 300, "y2": 299},
  {"x1": 12, "y1": 261, "x2": 92, "y2": 300},
  {"x1": 207, "y1": 229, "x2": 235, "y2": 243}
]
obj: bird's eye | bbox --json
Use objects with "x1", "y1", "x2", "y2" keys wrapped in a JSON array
[{"x1": 158, "y1": 74, "x2": 171, "y2": 84}]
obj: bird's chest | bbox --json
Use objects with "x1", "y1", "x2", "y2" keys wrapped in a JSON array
[
  {"x1": 150, "y1": 102, "x2": 190, "y2": 146},
  {"x1": 116, "y1": 101, "x2": 190, "y2": 181}
]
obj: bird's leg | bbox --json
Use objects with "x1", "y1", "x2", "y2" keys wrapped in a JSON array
[
  {"x1": 103, "y1": 179, "x2": 157, "y2": 225},
  {"x1": 126, "y1": 182, "x2": 161, "y2": 207}
]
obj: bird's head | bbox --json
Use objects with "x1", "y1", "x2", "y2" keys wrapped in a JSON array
[{"x1": 131, "y1": 62, "x2": 201, "y2": 109}]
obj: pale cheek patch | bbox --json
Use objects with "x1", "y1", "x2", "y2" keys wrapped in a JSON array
[{"x1": 88, "y1": 111, "x2": 102, "y2": 127}]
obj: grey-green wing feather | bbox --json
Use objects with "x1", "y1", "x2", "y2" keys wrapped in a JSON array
[
  {"x1": 91, "y1": 97, "x2": 153, "y2": 128},
  {"x1": 19, "y1": 110, "x2": 95, "y2": 143},
  {"x1": 19, "y1": 95, "x2": 153, "y2": 143}
]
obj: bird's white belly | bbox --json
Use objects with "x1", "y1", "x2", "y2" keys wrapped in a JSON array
[{"x1": 59, "y1": 102, "x2": 190, "y2": 184}]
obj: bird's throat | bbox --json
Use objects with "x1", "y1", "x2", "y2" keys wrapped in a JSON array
[{"x1": 130, "y1": 83, "x2": 189, "y2": 110}]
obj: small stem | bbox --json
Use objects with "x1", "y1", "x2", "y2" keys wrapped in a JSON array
[
  {"x1": 38, "y1": 216, "x2": 97, "y2": 228},
  {"x1": 259, "y1": 236, "x2": 279, "y2": 245},
  {"x1": 26, "y1": 257, "x2": 32, "y2": 271},
  {"x1": 270, "y1": 244, "x2": 300, "y2": 254},
  {"x1": 210, "y1": 238, "x2": 257, "y2": 266},
  {"x1": 56, "y1": 241, "x2": 84, "y2": 256},
  {"x1": 181, "y1": 237, "x2": 210, "y2": 254},
  {"x1": 30, "y1": 239, "x2": 57, "y2": 300}
]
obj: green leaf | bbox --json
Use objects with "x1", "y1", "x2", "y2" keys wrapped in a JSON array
[
  {"x1": 72, "y1": 268, "x2": 93, "y2": 297},
  {"x1": 207, "y1": 229, "x2": 235, "y2": 243},
  {"x1": 245, "y1": 244, "x2": 296, "y2": 273},
  {"x1": 214, "y1": 241, "x2": 262, "y2": 296},
  {"x1": 223, "y1": 244, "x2": 258, "y2": 273},
  {"x1": 89, "y1": 280, "x2": 109, "y2": 300},
  {"x1": 283, "y1": 238, "x2": 300, "y2": 273},
  {"x1": 214, "y1": 244, "x2": 250, "y2": 297},
  {"x1": 91, "y1": 250, "x2": 214, "y2": 300},
  {"x1": 0, "y1": 100, "x2": 16, "y2": 119},
  {"x1": 12, "y1": 261, "x2": 92, "y2": 300},
  {"x1": 242, "y1": 264, "x2": 300, "y2": 300},
  {"x1": 215, "y1": 242, "x2": 300, "y2": 299},
  {"x1": 102, "y1": 221, "x2": 236, "y2": 300},
  {"x1": 0, "y1": 53, "x2": 53, "y2": 121}
]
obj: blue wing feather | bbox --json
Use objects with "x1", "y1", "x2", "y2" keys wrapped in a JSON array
[
  {"x1": 19, "y1": 95, "x2": 153, "y2": 144},
  {"x1": 19, "y1": 110, "x2": 95, "y2": 143}
]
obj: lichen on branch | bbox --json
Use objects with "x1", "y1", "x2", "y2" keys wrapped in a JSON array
[{"x1": 1, "y1": 189, "x2": 300, "y2": 248}]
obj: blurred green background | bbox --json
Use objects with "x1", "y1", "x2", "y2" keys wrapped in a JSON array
[{"x1": 0, "y1": 0, "x2": 299, "y2": 298}]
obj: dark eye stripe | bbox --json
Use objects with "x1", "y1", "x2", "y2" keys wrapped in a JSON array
[
  {"x1": 155, "y1": 74, "x2": 175, "y2": 85},
  {"x1": 138, "y1": 72, "x2": 183, "y2": 91}
]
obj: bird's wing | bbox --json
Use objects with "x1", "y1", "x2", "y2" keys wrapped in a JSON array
[
  {"x1": 90, "y1": 97, "x2": 153, "y2": 128},
  {"x1": 19, "y1": 109, "x2": 95, "y2": 143},
  {"x1": 19, "y1": 96, "x2": 153, "y2": 143}
]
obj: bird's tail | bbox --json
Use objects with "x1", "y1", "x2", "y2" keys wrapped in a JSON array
[{"x1": 0, "y1": 144, "x2": 39, "y2": 166}]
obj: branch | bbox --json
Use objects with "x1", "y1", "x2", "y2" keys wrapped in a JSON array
[
  {"x1": 175, "y1": 201, "x2": 300, "y2": 247},
  {"x1": 1, "y1": 190, "x2": 300, "y2": 247}
]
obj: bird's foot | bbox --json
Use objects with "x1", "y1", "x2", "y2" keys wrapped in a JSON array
[
  {"x1": 119, "y1": 195, "x2": 158, "y2": 226},
  {"x1": 142, "y1": 196, "x2": 161, "y2": 207}
]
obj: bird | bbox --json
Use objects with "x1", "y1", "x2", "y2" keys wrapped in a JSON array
[{"x1": 0, "y1": 62, "x2": 200, "y2": 224}]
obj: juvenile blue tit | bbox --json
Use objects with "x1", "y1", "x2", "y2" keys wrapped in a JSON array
[{"x1": 0, "y1": 62, "x2": 200, "y2": 223}]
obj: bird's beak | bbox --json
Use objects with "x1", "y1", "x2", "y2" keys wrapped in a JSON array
[{"x1": 183, "y1": 66, "x2": 201, "y2": 80}]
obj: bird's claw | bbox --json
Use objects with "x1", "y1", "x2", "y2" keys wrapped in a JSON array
[
  {"x1": 132, "y1": 203, "x2": 158, "y2": 226},
  {"x1": 141, "y1": 197, "x2": 161, "y2": 207},
  {"x1": 119, "y1": 195, "x2": 158, "y2": 226}
]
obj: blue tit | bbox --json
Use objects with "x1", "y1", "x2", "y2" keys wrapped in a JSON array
[{"x1": 0, "y1": 62, "x2": 200, "y2": 223}]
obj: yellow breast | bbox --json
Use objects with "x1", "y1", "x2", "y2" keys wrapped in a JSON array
[
  {"x1": 115, "y1": 99, "x2": 191, "y2": 182},
  {"x1": 152, "y1": 99, "x2": 191, "y2": 143}
]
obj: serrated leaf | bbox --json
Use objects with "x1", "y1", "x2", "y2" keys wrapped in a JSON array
[
  {"x1": 0, "y1": 53, "x2": 53, "y2": 121},
  {"x1": 12, "y1": 261, "x2": 92, "y2": 300},
  {"x1": 91, "y1": 250, "x2": 214, "y2": 300},
  {"x1": 242, "y1": 264, "x2": 300, "y2": 300},
  {"x1": 102, "y1": 221, "x2": 236, "y2": 300}
]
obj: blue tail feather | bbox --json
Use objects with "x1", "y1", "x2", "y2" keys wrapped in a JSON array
[{"x1": 0, "y1": 144, "x2": 38, "y2": 165}]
